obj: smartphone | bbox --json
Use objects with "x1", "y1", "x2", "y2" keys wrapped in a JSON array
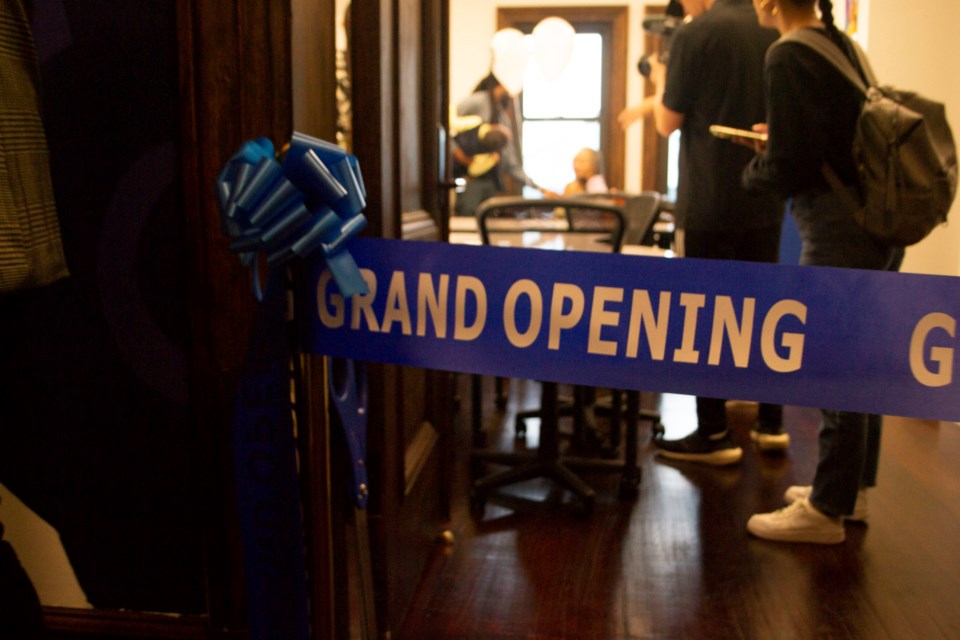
[{"x1": 709, "y1": 124, "x2": 768, "y2": 142}]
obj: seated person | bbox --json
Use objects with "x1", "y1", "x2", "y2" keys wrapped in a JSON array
[{"x1": 563, "y1": 147, "x2": 609, "y2": 195}]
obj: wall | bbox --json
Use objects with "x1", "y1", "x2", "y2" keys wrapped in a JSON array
[
  {"x1": 449, "y1": 0, "x2": 960, "y2": 276},
  {"x1": 862, "y1": 0, "x2": 960, "y2": 276}
]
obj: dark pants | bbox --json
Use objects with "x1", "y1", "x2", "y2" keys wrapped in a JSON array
[
  {"x1": 682, "y1": 225, "x2": 785, "y2": 437},
  {"x1": 792, "y1": 188, "x2": 903, "y2": 516}
]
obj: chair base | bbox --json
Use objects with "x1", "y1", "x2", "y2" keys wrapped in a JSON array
[
  {"x1": 470, "y1": 457, "x2": 598, "y2": 516},
  {"x1": 469, "y1": 383, "x2": 651, "y2": 518}
]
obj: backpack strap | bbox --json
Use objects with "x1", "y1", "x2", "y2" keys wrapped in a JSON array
[
  {"x1": 775, "y1": 28, "x2": 876, "y2": 95},
  {"x1": 772, "y1": 28, "x2": 877, "y2": 215},
  {"x1": 847, "y1": 38, "x2": 879, "y2": 88}
]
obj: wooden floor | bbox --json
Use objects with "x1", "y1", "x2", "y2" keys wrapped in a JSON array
[{"x1": 397, "y1": 376, "x2": 960, "y2": 640}]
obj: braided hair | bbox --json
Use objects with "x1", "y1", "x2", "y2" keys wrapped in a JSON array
[
  {"x1": 815, "y1": 0, "x2": 866, "y2": 79},
  {"x1": 818, "y1": 0, "x2": 838, "y2": 33},
  {"x1": 782, "y1": 0, "x2": 838, "y2": 32}
]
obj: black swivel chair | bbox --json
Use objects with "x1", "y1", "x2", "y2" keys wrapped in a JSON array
[
  {"x1": 618, "y1": 191, "x2": 664, "y2": 246},
  {"x1": 471, "y1": 193, "x2": 666, "y2": 443},
  {"x1": 476, "y1": 194, "x2": 626, "y2": 442},
  {"x1": 475, "y1": 195, "x2": 627, "y2": 250},
  {"x1": 469, "y1": 195, "x2": 657, "y2": 516},
  {"x1": 571, "y1": 192, "x2": 667, "y2": 440}
]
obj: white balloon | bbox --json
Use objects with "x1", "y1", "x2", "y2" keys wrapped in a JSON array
[
  {"x1": 532, "y1": 17, "x2": 575, "y2": 82},
  {"x1": 490, "y1": 28, "x2": 529, "y2": 96}
]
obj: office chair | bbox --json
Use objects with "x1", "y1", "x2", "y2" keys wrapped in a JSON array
[
  {"x1": 570, "y1": 192, "x2": 666, "y2": 440},
  {"x1": 566, "y1": 191, "x2": 664, "y2": 246},
  {"x1": 619, "y1": 191, "x2": 663, "y2": 246},
  {"x1": 472, "y1": 194, "x2": 665, "y2": 443},
  {"x1": 469, "y1": 195, "x2": 653, "y2": 516},
  {"x1": 476, "y1": 195, "x2": 626, "y2": 251},
  {"x1": 474, "y1": 194, "x2": 626, "y2": 440}
]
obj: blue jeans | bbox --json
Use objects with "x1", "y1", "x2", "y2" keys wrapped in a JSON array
[{"x1": 791, "y1": 188, "x2": 904, "y2": 516}]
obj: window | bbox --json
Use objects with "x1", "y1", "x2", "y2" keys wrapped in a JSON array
[
  {"x1": 520, "y1": 33, "x2": 604, "y2": 195},
  {"x1": 498, "y1": 7, "x2": 628, "y2": 192}
]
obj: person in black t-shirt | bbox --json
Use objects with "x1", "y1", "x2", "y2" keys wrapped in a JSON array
[
  {"x1": 646, "y1": 0, "x2": 788, "y2": 466},
  {"x1": 741, "y1": 0, "x2": 903, "y2": 544}
]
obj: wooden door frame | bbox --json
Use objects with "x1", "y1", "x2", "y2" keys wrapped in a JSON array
[
  {"x1": 497, "y1": 6, "x2": 628, "y2": 191},
  {"x1": 641, "y1": 3, "x2": 670, "y2": 193},
  {"x1": 350, "y1": 0, "x2": 454, "y2": 636}
]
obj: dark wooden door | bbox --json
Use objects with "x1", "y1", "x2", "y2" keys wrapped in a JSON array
[
  {"x1": 27, "y1": 0, "x2": 292, "y2": 637},
  {"x1": 349, "y1": 0, "x2": 454, "y2": 635}
]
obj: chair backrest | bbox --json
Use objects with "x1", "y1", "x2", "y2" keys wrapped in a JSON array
[
  {"x1": 475, "y1": 195, "x2": 625, "y2": 252},
  {"x1": 619, "y1": 192, "x2": 662, "y2": 246},
  {"x1": 568, "y1": 191, "x2": 662, "y2": 247}
]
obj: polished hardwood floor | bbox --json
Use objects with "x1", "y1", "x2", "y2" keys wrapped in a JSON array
[{"x1": 397, "y1": 376, "x2": 960, "y2": 640}]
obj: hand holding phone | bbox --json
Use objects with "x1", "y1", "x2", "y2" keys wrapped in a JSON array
[{"x1": 709, "y1": 125, "x2": 768, "y2": 142}]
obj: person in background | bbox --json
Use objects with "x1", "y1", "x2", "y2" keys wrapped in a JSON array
[
  {"x1": 741, "y1": 0, "x2": 903, "y2": 544},
  {"x1": 618, "y1": 0, "x2": 688, "y2": 130},
  {"x1": 563, "y1": 147, "x2": 609, "y2": 195},
  {"x1": 645, "y1": 0, "x2": 788, "y2": 465},
  {"x1": 451, "y1": 121, "x2": 512, "y2": 181},
  {"x1": 454, "y1": 73, "x2": 555, "y2": 216}
]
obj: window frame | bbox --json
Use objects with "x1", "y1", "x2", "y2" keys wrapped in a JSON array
[{"x1": 641, "y1": 3, "x2": 672, "y2": 194}]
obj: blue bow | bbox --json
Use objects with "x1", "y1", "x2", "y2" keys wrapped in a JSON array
[{"x1": 216, "y1": 132, "x2": 369, "y2": 299}]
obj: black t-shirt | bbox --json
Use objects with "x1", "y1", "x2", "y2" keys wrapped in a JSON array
[
  {"x1": 742, "y1": 28, "x2": 865, "y2": 199},
  {"x1": 662, "y1": 0, "x2": 781, "y2": 231}
]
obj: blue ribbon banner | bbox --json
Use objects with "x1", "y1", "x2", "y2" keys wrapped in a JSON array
[
  {"x1": 302, "y1": 237, "x2": 960, "y2": 422},
  {"x1": 217, "y1": 132, "x2": 371, "y2": 640}
]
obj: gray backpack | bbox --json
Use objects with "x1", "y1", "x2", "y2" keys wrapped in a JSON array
[{"x1": 777, "y1": 29, "x2": 958, "y2": 246}]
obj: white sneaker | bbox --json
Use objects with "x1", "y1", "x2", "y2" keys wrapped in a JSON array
[
  {"x1": 747, "y1": 497, "x2": 845, "y2": 544},
  {"x1": 784, "y1": 485, "x2": 869, "y2": 522}
]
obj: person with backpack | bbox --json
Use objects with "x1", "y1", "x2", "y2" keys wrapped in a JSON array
[{"x1": 740, "y1": 0, "x2": 904, "y2": 543}]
